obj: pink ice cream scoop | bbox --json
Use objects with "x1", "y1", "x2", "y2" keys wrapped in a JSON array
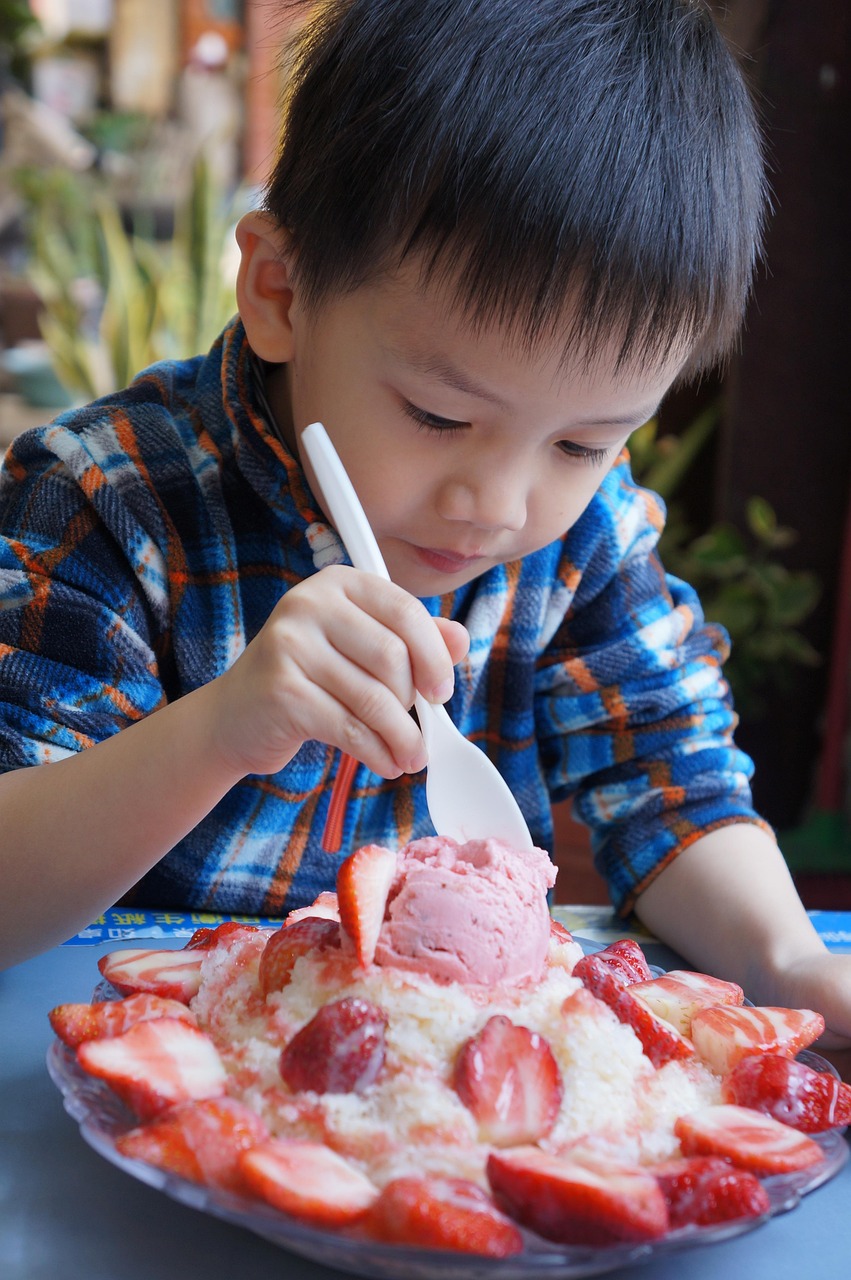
[{"x1": 372, "y1": 836, "x2": 557, "y2": 986}]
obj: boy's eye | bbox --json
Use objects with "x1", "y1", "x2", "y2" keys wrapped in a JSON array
[
  {"x1": 557, "y1": 439, "x2": 612, "y2": 466},
  {"x1": 403, "y1": 402, "x2": 467, "y2": 434}
]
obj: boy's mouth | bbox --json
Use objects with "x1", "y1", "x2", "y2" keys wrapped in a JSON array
[{"x1": 411, "y1": 545, "x2": 489, "y2": 575}]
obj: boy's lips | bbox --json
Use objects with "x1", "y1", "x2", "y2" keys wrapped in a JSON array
[{"x1": 411, "y1": 544, "x2": 489, "y2": 574}]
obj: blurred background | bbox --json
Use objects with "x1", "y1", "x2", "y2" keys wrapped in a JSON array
[{"x1": 0, "y1": 0, "x2": 848, "y2": 906}]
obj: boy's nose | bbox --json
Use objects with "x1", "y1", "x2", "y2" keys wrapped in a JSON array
[{"x1": 437, "y1": 466, "x2": 528, "y2": 533}]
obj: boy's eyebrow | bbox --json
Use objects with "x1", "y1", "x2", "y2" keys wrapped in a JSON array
[{"x1": 389, "y1": 345, "x2": 663, "y2": 429}]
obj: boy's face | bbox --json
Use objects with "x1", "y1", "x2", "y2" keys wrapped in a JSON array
[{"x1": 272, "y1": 260, "x2": 686, "y2": 598}]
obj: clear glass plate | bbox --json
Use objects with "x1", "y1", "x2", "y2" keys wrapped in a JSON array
[{"x1": 46, "y1": 952, "x2": 850, "y2": 1280}]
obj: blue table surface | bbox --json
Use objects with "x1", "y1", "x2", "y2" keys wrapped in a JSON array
[{"x1": 2, "y1": 933, "x2": 850, "y2": 1280}]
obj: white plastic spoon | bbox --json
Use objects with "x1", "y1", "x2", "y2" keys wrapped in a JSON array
[{"x1": 301, "y1": 421, "x2": 533, "y2": 849}]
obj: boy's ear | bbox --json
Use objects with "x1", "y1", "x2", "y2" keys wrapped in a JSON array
[{"x1": 234, "y1": 212, "x2": 298, "y2": 364}]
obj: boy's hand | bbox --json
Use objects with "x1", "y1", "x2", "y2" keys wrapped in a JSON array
[{"x1": 210, "y1": 567, "x2": 469, "y2": 779}]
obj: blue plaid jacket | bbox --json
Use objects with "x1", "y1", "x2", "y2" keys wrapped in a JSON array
[{"x1": 0, "y1": 319, "x2": 766, "y2": 916}]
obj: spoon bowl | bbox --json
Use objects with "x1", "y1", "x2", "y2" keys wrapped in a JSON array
[{"x1": 301, "y1": 421, "x2": 533, "y2": 849}]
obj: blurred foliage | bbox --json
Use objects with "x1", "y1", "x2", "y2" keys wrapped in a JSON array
[
  {"x1": 631, "y1": 410, "x2": 821, "y2": 719},
  {"x1": 14, "y1": 153, "x2": 239, "y2": 400},
  {"x1": 0, "y1": 1, "x2": 39, "y2": 84}
]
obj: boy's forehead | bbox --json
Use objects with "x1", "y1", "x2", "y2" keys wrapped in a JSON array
[{"x1": 361, "y1": 258, "x2": 692, "y2": 398}]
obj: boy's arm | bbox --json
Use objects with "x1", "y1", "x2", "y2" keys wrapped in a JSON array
[
  {"x1": 634, "y1": 823, "x2": 851, "y2": 1050},
  {"x1": 0, "y1": 681, "x2": 243, "y2": 969}
]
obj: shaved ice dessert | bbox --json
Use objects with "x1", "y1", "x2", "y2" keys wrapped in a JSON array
[{"x1": 49, "y1": 836, "x2": 849, "y2": 1258}]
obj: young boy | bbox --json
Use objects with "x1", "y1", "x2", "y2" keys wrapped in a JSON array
[{"x1": 0, "y1": 0, "x2": 849, "y2": 1058}]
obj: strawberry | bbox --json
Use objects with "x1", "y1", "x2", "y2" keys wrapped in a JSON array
[
  {"x1": 573, "y1": 939, "x2": 652, "y2": 986},
  {"x1": 115, "y1": 1097, "x2": 268, "y2": 1191},
  {"x1": 258, "y1": 917, "x2": 341, "y2": 995},
  {"x1": 572, "y1": 953, "x2": 694, "y2": 1067},
  {"x1": 453, "y1": 1014, "x2": 563, "y2": 1146},
  {"x1": 675, "y1": 1104, "x2": 824, "y2": 1175},
  {"x1": 97, "y1": 948, "x2": 204, "y2": 1003},
  {"x1": 336, "y1": 843, "x2": 397, "y2": 967},
  {"x1": 690, "y1": 1005, "x2": 825, "y2": 1076},
  {"x1": 280, "y1": 996, "x2": 388, "y2": 1094},
  {"x1": 722, "y1": 1053, "x2": 851, "y2": 1133},
  {"x1": 184, "y1": 921, "x2": 264, "y2": 950},
  {"x1": 487, "y1": 1146, "x2": 669, "y2": 1245},
  {"x1": 547, "y1": 920, "x2": 583, "y2": 971},
  {"x1": 76, "y1": 1017, "x2": 227, "y2": 1120},
  {"x1": 368, "y1": 1176, "x2": 524, "y2": 1256},
  {"x1": 283, "y1": 891, "x2": 340, "y2": 926},
  {"x1": 652, "y1": 1155, "x2": 770, "y2": 1229},
  {"x1": 239, "y1": 1138, "x2": 378, "y2": 1226},
  {"x1": 49, "y1": 993, "x2": 196, "y2": 1048},
  {"x1": 628, "y1": 970, "x2": 744, "y2": 1036}
]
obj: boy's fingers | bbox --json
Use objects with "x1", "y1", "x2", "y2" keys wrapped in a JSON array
[{"x1": 341, "y1": 573, "x2": 459, "y2": 703}]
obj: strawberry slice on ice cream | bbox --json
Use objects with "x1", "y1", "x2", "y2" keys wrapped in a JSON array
[
  {"x1": 675, "y1": 1103, "x2": 824, "y2": 1174},
  {"x1": 690, "y1": 1005, "x2": 825, "y2": 1075},
  {"x1": 369, "y1": 1175, "x2": 524, "y2": 1256},
  {"x1": 487, "y1": 1147, "x2": 670, "y2": 1245},
  {"x1": 239, "y1": 1138, "x2": 378, "y2": 1226},
  {"x1": 629, "y1": 970, "x2": 744, "y2": 1037},
  {"x1": 453, "y1": 1014, "x2": 563, "y2": 1146},
  {"x1": 572, "y1": 952, "x2": 695, "y2": 1067},
  {"x1": 116, "y1": 1097, "x2": 269, "y2": 1191},
  {"x1": 76, "y1": 1017, "x2": 227, "y2": 1120},
  {"x1": 97, "y1": 948, "x2": 205, "y2": 1003},
  {"x1": 336, "y1": 843, "x2": 397, "y2": 967},
  {"x1": 49, "y1": 993, "x2": 197, "y2": 1048}
]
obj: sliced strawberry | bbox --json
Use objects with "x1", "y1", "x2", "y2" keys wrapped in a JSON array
[
  {"x1": 184, "y1": 921, "x2": 263, "y2": 950},
  {"x1": 573, "y1": 939, "x2": 652, "y2": 986},
  {"x1": 336, "y1": 843, "x2": 396, "y2": 967},
  {"x1": 547, "y1": 920, "x2": 583, "y2": 971},
  {"x1": 722, "y1": 1053, "x2": 851, "y2": 1133},
  {"x1": 49, "y1": 993, "x2": 197, "y2": 1048},
  {"x1": 239, "y1": 1138, "x2": 378, "y2": 1226},
  {"x1": 487, "y1": 1146, "x2": 669, "y2": 1245},
  {"x1": 97, "y1": 948, "x2": 204, "y2": 1003},
  {"x1": 652, "y1": 1155, "x2": 770, "y2": 1229},
  {"x1": 453, "y1": 1014, "x2": 563, "y2": 1146},
  {"x1": 77, "y1": 1017, "x2": 227, "y2": 1120},
  {"x1": 675, "y1": 1104, "x2": 824, "y2": 1175},
  {"x1": 629, "y1": 970, "x2": 744, "y2": 1037},
  {"x1": 258, "y1": 917, "x2": 341, "y2": 996},
  {"x1": 690, "y1": 1005, "x2": 825, "y2": 1076},
  {"x1": 368, "y1": 1176, "x2": 524, "y2": 1256},
  {"x1": 573, "y1": 953, "x2": 694, "y2": 1067},
  {"x1": 280, "y1": 996, "x2": 388, "y2": 1095},
  {"x1": 115, "y1": 1097, "x2": 269, "y2": 1191},
  {"x1": 283, "y1": 891, "x2": 340, "y2": 926}
]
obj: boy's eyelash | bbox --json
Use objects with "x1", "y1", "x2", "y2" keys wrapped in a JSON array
[
  {"x1": 403, "y1": 401, "x2": 610, "y2": 465},
  {"x1": 557, "y1": 440, "x2": 612, "y2": 466},
  {"x1": 403, "y1": 402, "x2": 467, "y2": 434}
]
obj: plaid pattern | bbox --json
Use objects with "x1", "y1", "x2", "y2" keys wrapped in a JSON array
[{"x1": 0, "y1": 318, "x2": 767, "y2": 916}]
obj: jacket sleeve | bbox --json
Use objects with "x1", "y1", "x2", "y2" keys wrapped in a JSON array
[
  {"x1": 0, "y1": 420, "x2": 169, "y2": 771},
  {"x1": 534, "y1": 453, "x2": 771, "y2": 915}
]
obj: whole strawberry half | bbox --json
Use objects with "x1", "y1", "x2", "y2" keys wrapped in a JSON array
[
  {"x1": 258, "y1": 917, "x2": 342, "y2": 995},
  {"x1": 722, "y1": 1053, "x2": 851, "y2": 1133},
  {"x1": 368, "y1": 1175, "x2": 524, "y2": 1256},
  {"x1": 652, "y1": 1155, "x2": 771, "y2": 1229},
  {"x1": 280, "y1": 996, "x2": 388, "y2": 1094},
  {"x1": 453, "y1": 1014, "x2": 563, "y2": 1146}
]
